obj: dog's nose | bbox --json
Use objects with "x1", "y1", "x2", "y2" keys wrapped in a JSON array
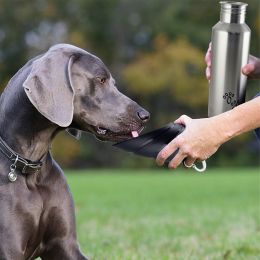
[{"x1": 137, "y1": 109, "x2": 150, "y2": 122}]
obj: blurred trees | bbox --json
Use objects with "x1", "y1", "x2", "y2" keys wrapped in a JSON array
[
  {"x1": 123, "y1": 36, "x2": 208, "y2": 107},
  {"x1": 0, "y1": 0, "x2": 259, "y2": 168}
]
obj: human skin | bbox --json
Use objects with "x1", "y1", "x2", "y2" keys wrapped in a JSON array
[
  {"x1": 156, "y1": 43, "x2": 260, "y2": 169},
  {"x1": 205, "y1": 42, "x2": 260, "y2": 80}
]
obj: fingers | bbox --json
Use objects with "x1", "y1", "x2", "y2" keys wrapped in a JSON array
[
  {"x1": 205, "y1": 47, "x2": 211, "y2": 67},
  {"x1": 242, "y1": 56, "x2": 260, "y2": 79},
  {"x1": 206, "y1": 66, "x2": 211, "y2": 81},
  {"x1": 183, "y1": 157, "x2": 196, "y2": 168},
  {"x1": 159, "y1": 149, "x2": 196, "y2": 170},
  {"x1": 156, "y1": 115, "x2": 193, "y2": 168},
  {"x1": 156, "y1": 140, "x2": 179, "y2": 166},
  {"x1": 205, "y1": 42, "x2": 212, "y2": 81},
  {"x1": 174, "y1": 114, "x2": 192, "y2": 125},
  {"x1": 242, "y1": 63, "x2": 256, "y2": 76},
  {"x1": 168, "y1": 151, "x2": 187, "y2": 169},
  {"x1": 242, "y1": 63, "x2": 255, "y2": 75}
]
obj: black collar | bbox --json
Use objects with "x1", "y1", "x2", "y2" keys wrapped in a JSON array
[{"x1": 0, "y1": 135, "x2": 42, "y2": 178}]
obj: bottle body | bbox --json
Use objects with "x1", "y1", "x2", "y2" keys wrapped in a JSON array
[{"x1": 208, "y1": 2, "x2": 251, "y2": 117}]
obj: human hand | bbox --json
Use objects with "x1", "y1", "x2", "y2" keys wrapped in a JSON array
[
  {"x1": 205, "y1": 42, "x2": 212, "y2": 81},
  {"x1": 242, "y1": 55, "x2": 260, "y2": 79},
  {"x1": 205, "y1": 42, "x2": 260, "y2": 80},
  {"x1": 156, "y1": 115, "x2": 226, "y2": 169}
]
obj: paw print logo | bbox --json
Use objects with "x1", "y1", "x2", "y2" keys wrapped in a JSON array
[
  {"x1": 223, "y1": 92, "x2": 237, "y2": 109},
  {"x1": 230, "y1": 100, "x2": 237, "y2": 108}
]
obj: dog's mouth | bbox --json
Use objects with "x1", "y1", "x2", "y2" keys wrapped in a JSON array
[{"x1": 94, "y1": 125, "x2": 144, "y2": 142}]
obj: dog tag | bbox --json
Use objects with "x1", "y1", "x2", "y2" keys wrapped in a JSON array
[
  {"x1": 8, "y1": 163, "x2": 18, "y2": 182},
  {"x1": 8, "y1": 171, "x2": 17, "y2": 182}
]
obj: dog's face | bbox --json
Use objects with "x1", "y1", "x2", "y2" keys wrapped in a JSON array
[
  {"x1": 23, "y1": 44, "x2": 149, "y2": 142},
  {"x1": 71, "y1": 54, "x2": 149, "y2": 141}
]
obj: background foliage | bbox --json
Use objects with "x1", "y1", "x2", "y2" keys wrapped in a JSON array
[{"x1": 0, "y1": 0, "x2": 259, "y2": 168}]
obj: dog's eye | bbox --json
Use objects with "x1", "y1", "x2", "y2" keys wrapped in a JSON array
[{"x1": 97, "y1": 77, "x2": 106, "y2": 84}]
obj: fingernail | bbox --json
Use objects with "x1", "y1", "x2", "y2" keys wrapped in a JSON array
[
  {"x1": 156, "y1": 157, "x2": 162, "y2": 166},
  {"x1": 242, "y1": 68, "x2": 249, "y2": 74},
  {"x1": 157, "y1": 160, "x2": 164, "y2": 166},
  {"x1": 168, "y1": 163, "x2": 175, "y2": 170}
]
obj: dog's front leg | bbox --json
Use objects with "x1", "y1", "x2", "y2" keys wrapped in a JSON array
[
  {"x1": 40, "y1": 240, "x2": 87, "y2": 260},
  {"x1": 38, "y1": 166, "x2": 88, "y2": 260}
]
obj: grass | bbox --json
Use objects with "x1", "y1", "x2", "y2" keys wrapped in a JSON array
[{"x1": 66, "y1": 169, "x2": 260, "y2": 260}]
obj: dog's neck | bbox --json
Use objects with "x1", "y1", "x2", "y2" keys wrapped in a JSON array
[{"x1": 0, "y1": 76, "x2": 60, "y2": 162}]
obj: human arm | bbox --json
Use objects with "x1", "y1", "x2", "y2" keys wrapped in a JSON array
[{"x1": 156, "y1": 96, "x2": 260, "y2": 168}]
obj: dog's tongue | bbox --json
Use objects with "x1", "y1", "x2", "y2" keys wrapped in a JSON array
[{"x1": 131, "y1": 131, "x2": 139, "y2": 138}]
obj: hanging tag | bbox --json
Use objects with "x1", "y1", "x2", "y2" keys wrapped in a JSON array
[
  {"x1": 8, "y1": 170, "x2": 17, "y2": 182},
  {"x1": 8, "y1": 156, "x2": 18, "y2": 182}
]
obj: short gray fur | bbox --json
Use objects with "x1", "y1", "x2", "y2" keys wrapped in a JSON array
[{"x1": 0, "y1": 43, "x2": 149, "y2": 259}]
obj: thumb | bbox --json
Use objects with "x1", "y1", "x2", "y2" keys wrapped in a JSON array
[
  {"x1": 242, "y1": 63, "x2": 255, "y2": 76},
  {"x1": 174, "y1": 115, "x2": 192, "y2": 126}
]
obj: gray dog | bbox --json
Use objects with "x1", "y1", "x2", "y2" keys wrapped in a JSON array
[{"x1": 0, "y1": 44, "x2": 149, "y2": 259}]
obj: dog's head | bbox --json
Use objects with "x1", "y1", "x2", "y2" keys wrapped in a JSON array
[{"x1": 23, "y1": 44, "x2": 149, "y2": 141}]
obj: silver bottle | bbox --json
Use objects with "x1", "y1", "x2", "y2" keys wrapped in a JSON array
[{"x1": 208, "y1": 1, "x2": 251, "y2": 117}]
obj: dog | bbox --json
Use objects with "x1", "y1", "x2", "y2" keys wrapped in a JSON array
[{"x1": 0, "y1": 44, "x2": 149, "y2": 259}]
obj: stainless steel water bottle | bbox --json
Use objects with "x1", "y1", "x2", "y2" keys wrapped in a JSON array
[{"x1": 208, "y1": 1, "x2": 251, "y2": 117}]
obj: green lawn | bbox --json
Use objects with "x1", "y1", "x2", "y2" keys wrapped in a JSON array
[{"x1": 66, "y1": 169, "x2": 260, "y2": 260}]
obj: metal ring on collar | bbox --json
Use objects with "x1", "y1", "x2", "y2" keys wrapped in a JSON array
[{"x1": 11, "y1": 155, "x2": 19, "y2": 169}]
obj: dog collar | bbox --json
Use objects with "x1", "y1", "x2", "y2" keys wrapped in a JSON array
[{"x1": 0, "y1": 135, "x2": 42, "y2": 182}]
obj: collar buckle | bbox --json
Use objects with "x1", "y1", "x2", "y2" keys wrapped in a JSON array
[{"x1": 22, "y1": 163, "x2": 42, "y2": 174}]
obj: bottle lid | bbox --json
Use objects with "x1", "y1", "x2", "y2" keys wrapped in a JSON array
[
  {"x1": 220, "y1": 1, "x2": 248, "y2": 23},
  {"x1": 220, "y1": 1, "x2": 248, "y2": 14}
]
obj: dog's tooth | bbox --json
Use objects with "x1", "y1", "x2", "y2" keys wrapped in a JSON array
[
  {"x1": 97, "y1": 128, "x2": 107, "y2": 135},
  {"x1": 131, "y1": 131, "x2": 139, "y2": 138}
]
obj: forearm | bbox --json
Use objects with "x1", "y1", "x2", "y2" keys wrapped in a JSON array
[
  {"x1": 213, "y1": 96, "x2": 260, "y2": 143},
  {"x1": 157, "y1": 97, "x2": 260, "y2": 168}
]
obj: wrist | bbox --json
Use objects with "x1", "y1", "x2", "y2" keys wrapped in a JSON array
[{"x1": 210, "y1": 111, "x2": 240, "y2": 143}]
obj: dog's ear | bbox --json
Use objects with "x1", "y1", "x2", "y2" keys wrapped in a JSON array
[
  {"x1": 23, "y1": 48, "x2": 76, "y2": 127},
  {"x1": 66, "y1": 128, "x2": 82, "y2": 140}
]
